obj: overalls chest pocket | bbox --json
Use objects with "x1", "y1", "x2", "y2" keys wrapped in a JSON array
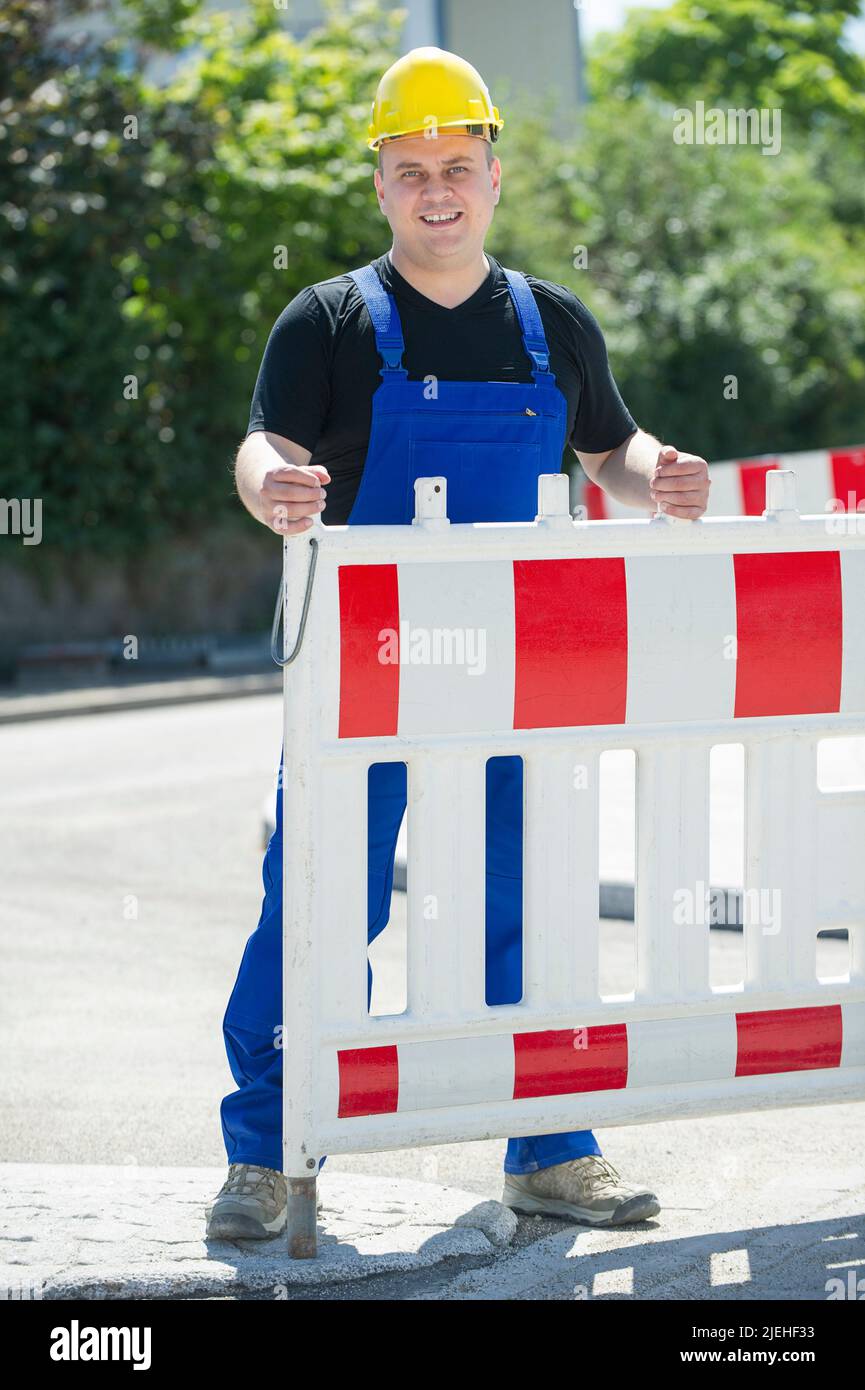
[
  {"x1": 408, "y1": 433, "x2": 543, "y2": 524},
  {"x1": 406, "y1": 397, "x2": 568, "y2": 523}
]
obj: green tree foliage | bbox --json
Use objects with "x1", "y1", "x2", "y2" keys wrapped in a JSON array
[
  {"x1": 2, "y1": 0, "x2": 863, "y2": 570},
  {"x1": 490, "y1": 93, "x2": 865, "y2": 461},
  {"x1": 489, "y1": 0, "x2": 865, "y2": 460},
  {"x1": 591, "y1": 0, "x2": 865, "y2": 137},
  {"x1": 589, "y1": 0, "x2": 865, "y2": 240},
  {"x1": 1, "y1": 0, "x2": 399, "y2": 554}
]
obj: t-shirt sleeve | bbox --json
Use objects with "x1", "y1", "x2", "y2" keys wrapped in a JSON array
[
  {"x1": 246, "y1": 287, "x2": 330, "y2": 449},
  {"x1": 567, "y1": 296, "x2": 637, "y2": 455}
]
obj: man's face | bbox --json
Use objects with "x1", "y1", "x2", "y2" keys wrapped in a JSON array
[{"x1": 373, "y1": 130, "x2": 501, "y2": 267}]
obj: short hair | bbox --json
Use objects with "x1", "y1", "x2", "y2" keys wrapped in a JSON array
[{"x1": 377, "y1": 138, "x2": 496, "y2": 174}]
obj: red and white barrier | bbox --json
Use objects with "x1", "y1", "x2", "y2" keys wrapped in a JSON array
[
  {"x1": 334, "y1": 1002, "x2": 865, "y2": 1120},
  {"x1": 278, "y1": 472, "x2": 865, "y2": 1249},
  {"x1": 580, "y1": 444, "x2": 865, "y2": 519},
  {"x1": 335, "y1": 549, "x2": 865, "y2": 737}
]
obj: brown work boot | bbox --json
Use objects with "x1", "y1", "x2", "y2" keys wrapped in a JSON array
[
  {"x1": 502, "y1": 1155, "x2": 660, "y2": 1227},
  {"x1": 205, "y1": 1164, "x2": 287, "y2": 1239}
]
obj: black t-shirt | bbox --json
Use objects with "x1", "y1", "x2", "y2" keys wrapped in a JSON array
[{"x1": 247, "y1": 252, "x2": 637, "y2": 525}]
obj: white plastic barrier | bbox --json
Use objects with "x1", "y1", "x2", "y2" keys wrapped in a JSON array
[
  {"x1": 278, "y1": 471, "x2": 865, "y2": 1255},
  {"x1": 581, "y1": 443, "x2": 865, "y2": 519}
]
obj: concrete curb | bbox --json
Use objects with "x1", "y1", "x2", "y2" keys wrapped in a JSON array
[
  {"x1": 0, "y1": 673, "x2": 281, "y2": 725},
  {"x1": 0, "y1": 1164, "x2": 516, "y2": 1299}
]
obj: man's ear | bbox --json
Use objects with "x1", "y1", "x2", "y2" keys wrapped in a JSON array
[{"x1": 491, "y1": 157, "x2": 502, "y2": 201}]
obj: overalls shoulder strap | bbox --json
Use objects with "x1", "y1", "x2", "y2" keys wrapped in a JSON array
[
  {"x1": 346, "y1": 264, "x2": 406, "y2": 372},
  {"x1": 346, "y1": 261, "x2": 554, "y2": 380},
  {"x1": 500, "y1": 267, "x2": 552, "y2": 377}
]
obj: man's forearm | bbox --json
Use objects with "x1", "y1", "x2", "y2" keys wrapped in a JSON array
[
  {"x1": 234, "y1": 429, "x2": 327, "y2": 535},
  {"x1": 235, "y1": 433, "x2": 278, "y2": 526},
  {"x1": 590, "y1": 429, "x2": 711, "y2": 520},
  {"x1": 593, "y1": 428, "x2": 660, "y2": 509}
]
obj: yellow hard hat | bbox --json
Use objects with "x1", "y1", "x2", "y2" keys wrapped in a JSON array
[{"x1": 367, "y1": 46, "x2": 504, "y2": 151}]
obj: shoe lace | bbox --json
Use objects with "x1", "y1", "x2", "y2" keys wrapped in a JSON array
[
  {"x1": 225, "y1": 1163, "x2": 281, "y2": 1198},
  {"x1": 564, "y1": 1156, "x2": 621, "y2": 1192}
]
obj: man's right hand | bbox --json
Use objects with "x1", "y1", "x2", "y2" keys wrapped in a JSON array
[
  {"x1": 235, "y1": 431, "x2": 332, "y2": 536},
  {"x1": 263, "y1": 463, "x2": 331, "y2": 537}
]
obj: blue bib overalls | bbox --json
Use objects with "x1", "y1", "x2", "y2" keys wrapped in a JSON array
[{"x1": 221, "y1": 261, "x2": 602, "y2": 1174}]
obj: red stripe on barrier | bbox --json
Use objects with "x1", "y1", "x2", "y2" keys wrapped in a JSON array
[
  {"x1": 738, "y1": 459, "x2": 779, "y2": 515},
  {"x1": 830, "y1": 447, "x2": 865, "y2": 510},
  {"x1": 583, "y1": 480, "x2": 608, "y2": 520},
  {"x1": 733, "y1": 551, "x2": 842, "y2": 716},
  {"x1": 337, "y1": 1045, "x2": 399, "y2": 1117},
  {"x1": 513, "y1": 1025, "x2": 629, "y2": 1099},
  {"x1": 513, "y1": 558, "x2": 628, "y2": 728},
  {"x1": 338, "y1": 564, "x2": 400, "y2": 738},
  {"x1": 735, "y1": 1005, "x2": 843, "y2": 1077}
]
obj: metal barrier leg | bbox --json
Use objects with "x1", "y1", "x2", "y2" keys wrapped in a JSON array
[{"x1": 287, "y1": 1176, "x2": 317, "y2": 1259}]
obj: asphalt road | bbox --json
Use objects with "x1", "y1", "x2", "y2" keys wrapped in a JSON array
[{"x1": 1, "y1": 695, "x2": 862, "y2": 1300}]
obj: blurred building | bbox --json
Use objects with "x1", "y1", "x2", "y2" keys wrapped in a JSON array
[
  {"x1": 283, "y1": 0, "x2": 586, "y2": 127},
  {"x1": 285, "y1": 0, "x2": 589, "y2": 127},
  {"x1": 56, "y1": 1, "x2": 585, "y2": 128}
]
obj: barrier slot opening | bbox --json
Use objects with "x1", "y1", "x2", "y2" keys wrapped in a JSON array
[
  {"x1": 485, "y1": 755, "x2": 524, "y2": 1006},
  {"x1": 709, "y1": 742, "x2": 745, "y2": 991},
  {"x1": 815, "y1": 737, "x2": 861, "y2": 982},
  {"x1": 367, "y1": 761, "x2": 408, "y2": 1018},
  {"x1": 599, "y1": 748, "x2": 635, "y2": 998}
]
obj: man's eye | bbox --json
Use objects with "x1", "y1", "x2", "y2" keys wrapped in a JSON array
[{"x1": 402, "y1": 166, "x2": 468, "y2": 177}]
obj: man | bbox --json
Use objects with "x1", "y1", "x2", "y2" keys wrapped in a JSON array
[{"x1": 207, "y1": 47, "x2": 710, "y2": 1240}]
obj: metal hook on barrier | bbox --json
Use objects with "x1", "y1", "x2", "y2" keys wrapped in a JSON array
[{"x1": 270, "y1": 537, "x2": 319, "y2": 668}]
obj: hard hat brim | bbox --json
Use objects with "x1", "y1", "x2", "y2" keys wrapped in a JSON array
[{"x1": 369, "y1": 118, "x2": 502, "y2": 152}]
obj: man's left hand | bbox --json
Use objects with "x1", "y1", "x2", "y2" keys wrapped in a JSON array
[{"x1": 649, "y1": 445, "x2": 710, "y2": 520}]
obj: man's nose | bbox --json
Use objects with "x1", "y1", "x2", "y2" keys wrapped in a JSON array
[{"x1": 421, "y1": 179, "x2": 454, "y2": 204}]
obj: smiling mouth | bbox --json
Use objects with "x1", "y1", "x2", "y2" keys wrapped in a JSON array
[{"x1": 419, "y1": 210, "x2": 464, "y2": 226}]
